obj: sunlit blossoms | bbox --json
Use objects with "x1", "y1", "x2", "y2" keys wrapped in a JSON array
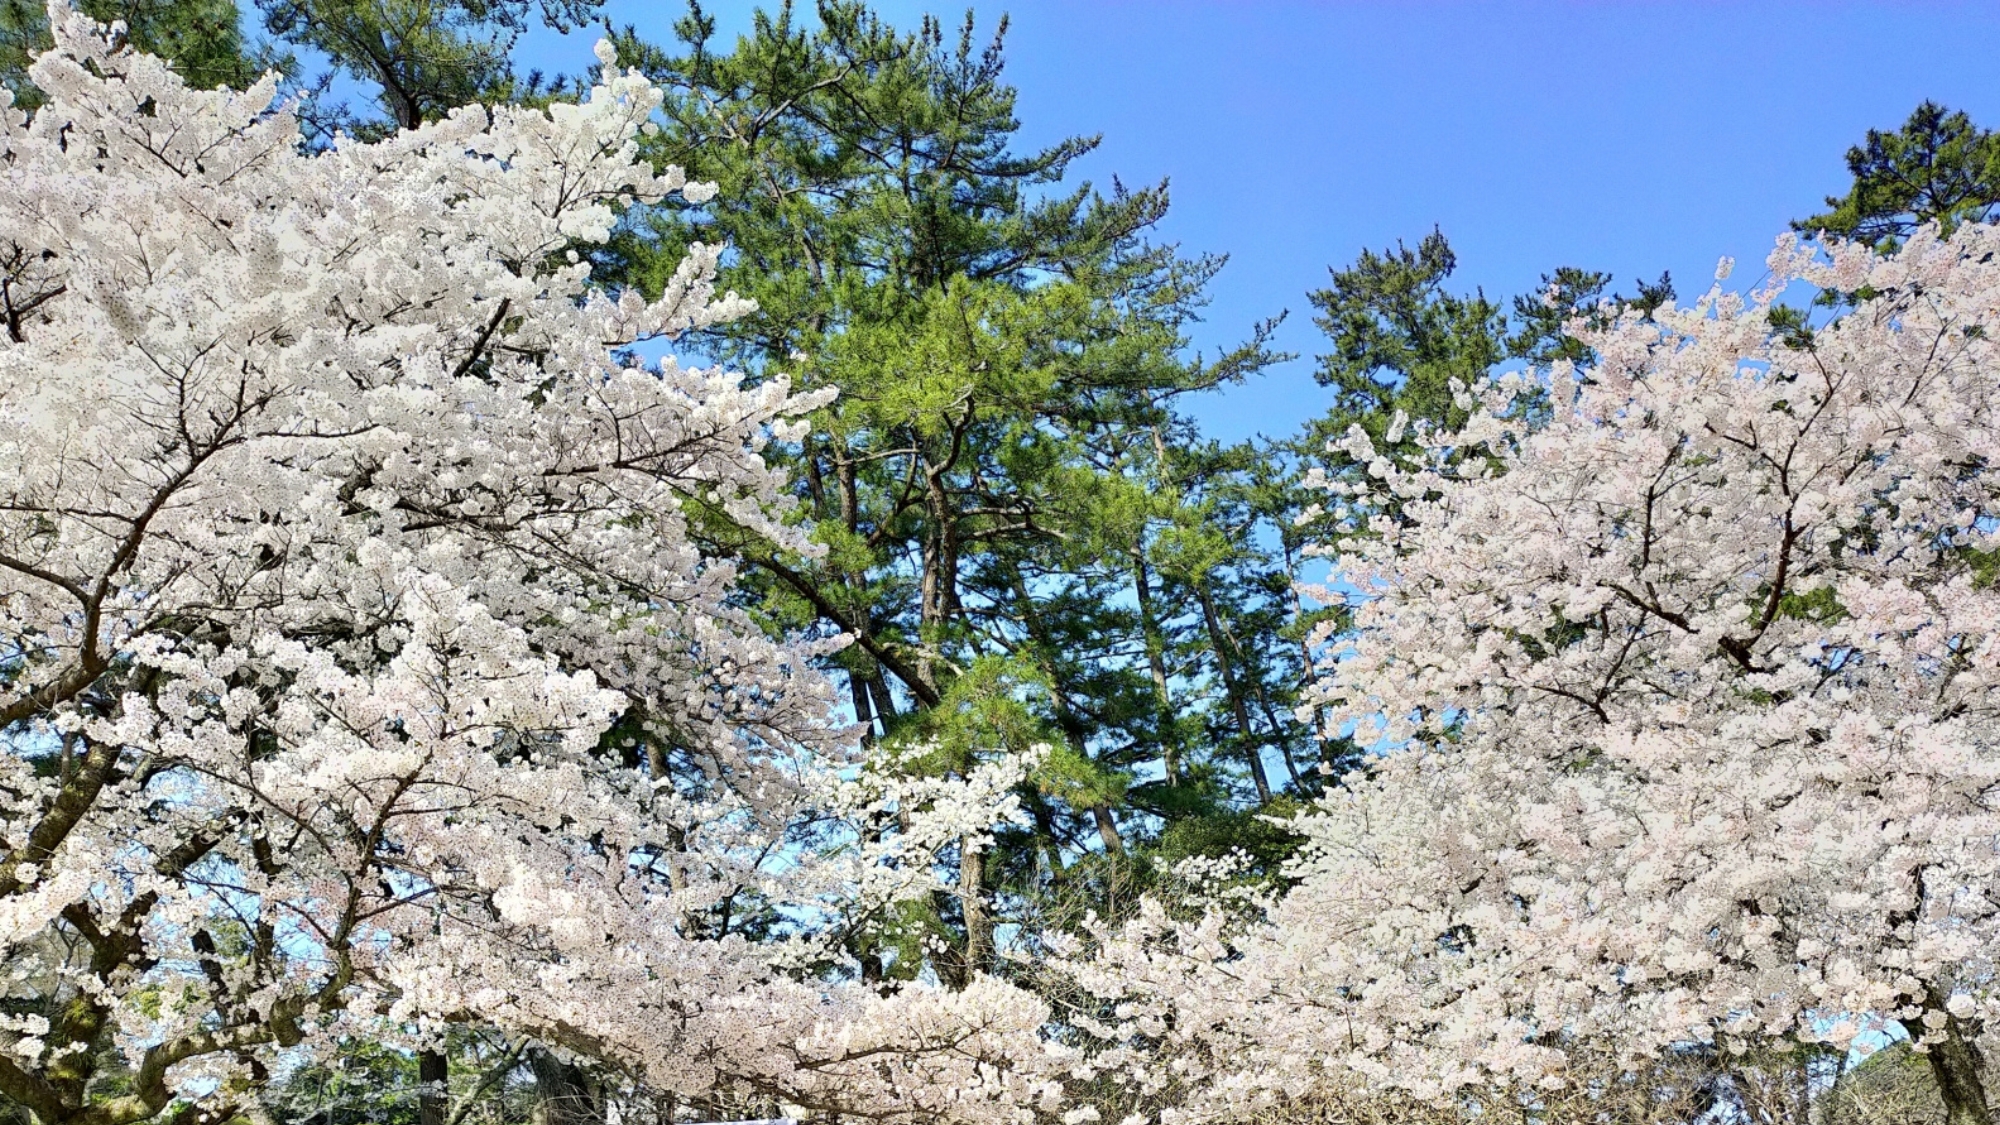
[
  {"x1": 0, "y1": 10, "x2": 1053, "y2": 1124},
  {"x1": 1064, "y1": 225, "x2": 2000, "y2": 1124}
]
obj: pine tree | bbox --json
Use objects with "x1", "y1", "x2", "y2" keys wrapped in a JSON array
[
  {"x1": 1796, "y1": 100, "x2": 2000, "y2": 252},
  {"x1": 599, "y1": 0, "x2": 1285, "y2": 981}
]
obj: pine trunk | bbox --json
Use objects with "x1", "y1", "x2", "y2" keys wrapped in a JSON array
[
  {"x1": 1197, "y1": 583, "x2": 1270, "y2": 802},
  {"x1": 1131, "y1": 550, "x2": 1180, "y2": 784},
  {"x1": 960, "y1": 840, "x2": 991, "y2": 978}
]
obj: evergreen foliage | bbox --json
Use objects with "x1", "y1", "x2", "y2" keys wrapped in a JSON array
[{"x1": 1795, "y1": 100, "x2": 2000, "y2": 251}]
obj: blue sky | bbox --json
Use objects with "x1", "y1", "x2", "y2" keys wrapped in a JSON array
[{"x1": 520, "y1": 0, "x2": 2000, "y2": 444}]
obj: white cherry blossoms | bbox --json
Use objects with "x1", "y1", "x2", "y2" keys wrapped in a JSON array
[
  {"x1": 0, "y1": 8, "x2": 1054, "y2": 1124},
  {"x1": 1063, "y1": 223, "x2": 2000, "y2": 1118}
]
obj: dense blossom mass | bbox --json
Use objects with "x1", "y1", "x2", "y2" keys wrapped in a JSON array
[
  {"x1": 0, "y1": 10, "x2": 1055, "y2": 1125},
  {"x1": 1065, "y1": 227, "x2": 2000, "y2": 1123}
]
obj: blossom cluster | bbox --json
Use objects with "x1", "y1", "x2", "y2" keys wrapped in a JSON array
[
  {"x1": 1063, "y1": 223, "x2": 2000, "y2": 1115},
  {"x1": 0, "y1": 10, "x2": 1050, "y2": 1123}
]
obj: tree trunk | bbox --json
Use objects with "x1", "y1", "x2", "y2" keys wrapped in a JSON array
[
  {"x1": 528, "y1": 1049, "x2": 602, "y2": 1125},
  {"x1": 919, "y1": 455, "x2": 962, "y2": 668},
  {"x1": 418, "y1": 1050, "x2": 448, "y2": 1125},
  {"x1": 848, "y1": 672, "x2": 877, "y2": 745},
  {"x1": 866, "y1": 674, "x2": 898, "y2": 725},
  {"x1": 1253, "y1": 686, "x2": 1305, "y2": 789},
  {"x1": 1089, "y1": 804, "x2": 1125, "y2": 857},
  {"x1": 1901, "y1": 1009, "x2": 1991, "y2": 1125},
  {"x1": 1197, "y1": 583, "x2": 1271, "y2": 802},
  {"x1": 959, "y1": 839, "x2": 991, "y2": 979},
  {"x1": 419, "y1": 892, "x2": 448, "y2": 1125},
  {"x1": 1131, "y1": 549, "x2": 1181, "y2": 784},
  {"x1": 1928, "y1": 1030, "x2": 1991, "y2": 1125}
]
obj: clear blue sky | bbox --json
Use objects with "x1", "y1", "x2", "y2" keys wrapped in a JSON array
[{"x1": 520, "y1": 1, "x2": 2000, "y2": 444}]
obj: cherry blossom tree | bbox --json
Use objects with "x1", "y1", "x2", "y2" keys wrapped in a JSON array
[
  {"x1": 0, "y1": 10, "x2": 1058, "y2": 1124},
  {"x1": 1063, "y1": 226, "x2": 2000, "y2": 1125}
]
